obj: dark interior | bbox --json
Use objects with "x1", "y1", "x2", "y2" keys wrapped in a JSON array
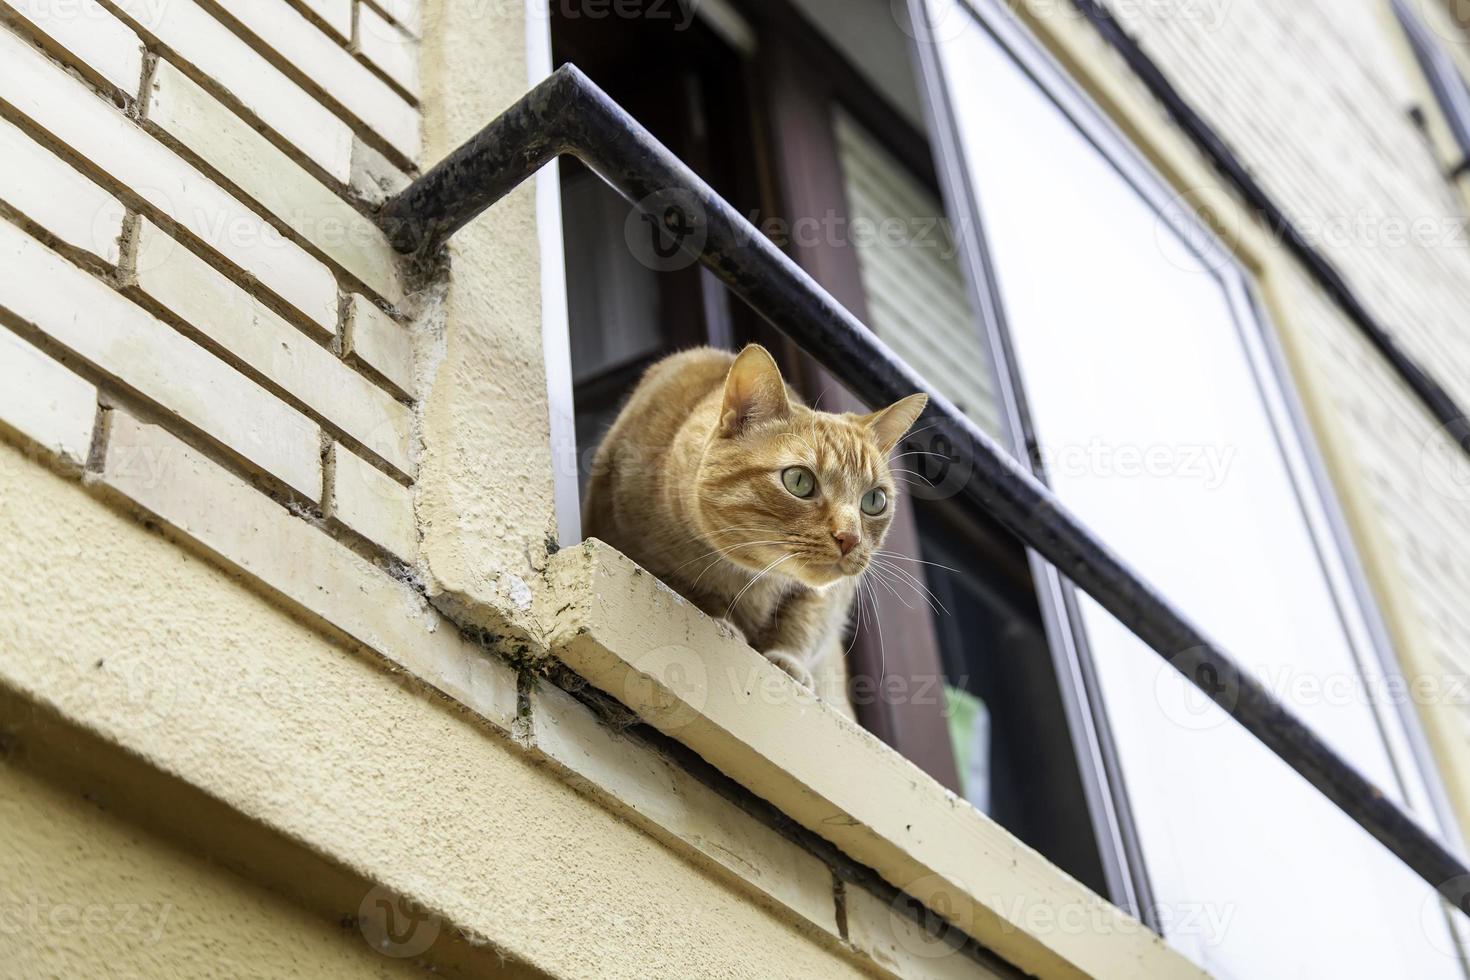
[{"x1": 552, "y1": 0, "x2": 1112, "y2": 900}]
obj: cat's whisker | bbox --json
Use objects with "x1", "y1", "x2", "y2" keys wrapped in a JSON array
[
  {"x1": 675, "y1": 539, "x2": 785, "y2": 575},
  {"x1": 682, "y1": 531, "x2": 787, "y2": 555},
  {"x1": 869, "y1": 557, "x2": 950, "y2": 616},
  {"x1": 690, "y1": 542, "x2": 790, "y2": 589},
  {"x1": 889, "y1": 468, "x2": 935, "y2": 487},
  {"x1": 888, "y1": 450, "x2": 952, "y2": 463},
  {"x1": 890, "y1": 477, "x2": 934, "y2": 494},
  {"x1": 852, "y1": 578, "x2": 870, "y2": 669},
  {"x1": 851, "y1": 579, "x2": 885, "y2": 685},
  {"x1": 866, "y1": 579, "x2": 888, "y2": 685},
  {"x1": 873, "y1": 550, "x2": 962, "y2": 575},
  {"x1": 869, "y1": 555, "x2": 934, "y2": 591},
  {"x1": 845, "y1": 586, "x2": 866, "y2": 658},
  {"x1": 899, "y1": 421, "x2": 942, "y2": 443},
  {"x1": 686, "y1": 524, "x2": 786, "y2": 544},
  {"x1": 864, "y1": 564, "x2": 946, "y2": 617},
  {"x1": 866, "y1": 564, "x2": 936, "y2": 616},
  {"x1": 725, "y1": 553, "x2": 795, "y2": 620},
  {"x1": 865, "y1": 566, "x2": 922, "y2": 610},
  {"x1": 810, "y1": 383, "x2": 834, "y2": 415}
]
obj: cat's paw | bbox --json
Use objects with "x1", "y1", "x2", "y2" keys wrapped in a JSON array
[
  {"x1": 713, "y1": 617, "x2": 748, "y2": 645},
  {"x1": 764, "y1": 650, "x2": 815, "y2": 690}
]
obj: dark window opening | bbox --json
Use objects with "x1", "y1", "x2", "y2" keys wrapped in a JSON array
[{"x1": 551, "y1": 0, "x2": 1111, "y2": 899}]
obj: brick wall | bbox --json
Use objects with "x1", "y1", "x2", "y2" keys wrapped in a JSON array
[
  {"x1": 1095, "y1": 0, "x2": 1470, "y2": 794},
  {"x1": 0, "y1": 0, "x2": 427, "y2": 628}
]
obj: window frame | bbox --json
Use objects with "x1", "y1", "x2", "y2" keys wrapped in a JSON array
[
  {"x1": 752, "y1": 7, "x2": 968, "y2": 793},
  {"x1": 1393, "y1": 0, "x2": 1470, "y2": 177},
  {"x1": 741, "y1": 0, "x2": 1124, "y2": 893},
  {"x1": 907, "y1": 0, "x2": 1467, "y2": 932},
  {"x1": 549, "y1": 0, "x2": 1143, "y2": 897}
]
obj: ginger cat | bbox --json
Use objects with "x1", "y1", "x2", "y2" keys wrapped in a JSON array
[{"x1": 583, "y1": 344, "x2": 927, "y2": 689}]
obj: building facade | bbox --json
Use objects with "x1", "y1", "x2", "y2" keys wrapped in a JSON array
[{"x1": 4, "y1": 0, "x2": 1470, "y2": 977}]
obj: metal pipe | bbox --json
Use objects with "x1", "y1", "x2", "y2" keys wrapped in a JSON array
[{"x1": 378, "y1": 64, "x2": 1470, "y2": 910}]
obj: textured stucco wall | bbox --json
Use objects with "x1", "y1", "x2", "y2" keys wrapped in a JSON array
[
  {"x1": 0, "y1": 440, "x2": 879, "y2": 980},
  {"x1": 411, "y1": 0, "x2": 558, "y2": 644},
  {"x1": 0, "y1": 761, "x2": 427, "y2": 980}
]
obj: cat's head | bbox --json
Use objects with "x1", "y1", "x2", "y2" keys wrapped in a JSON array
[{"x1": 693, "y1": 345, "x2": 928, "y2": 588}]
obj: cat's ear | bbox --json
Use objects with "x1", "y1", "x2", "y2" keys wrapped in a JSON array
[
  {"x1": 862, "y1": 393, "x2": 929, "y2": 454},
  {"x1": 720, "y1": 345, "x2": 791, "y2": 436}
]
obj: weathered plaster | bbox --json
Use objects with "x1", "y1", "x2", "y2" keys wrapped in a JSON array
[
  {"x1": 0, "y1": 761, "x2": 429, "y2": 980},
  {"x1": 409, "y1": 0, "x2": 558, "y2": 646},
  {"x1": 0, "y1": 442, "x2": 876, "y2": 980}
]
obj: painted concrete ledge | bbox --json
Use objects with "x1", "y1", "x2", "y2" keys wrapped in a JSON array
[{"x1": 547, "y1": 539, "x2": 1210, "y2": 980}]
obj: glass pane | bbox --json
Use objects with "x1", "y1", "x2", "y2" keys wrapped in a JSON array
[
  {"x1": 924, "y1": 0, "x2": 1464, "y2": 974},
  {"x1": 916, "y1": 507, "x2": 1114, "y2": 896},
  {"x1": 561, "y1": 167, "x2": 664, "y2": 384}
]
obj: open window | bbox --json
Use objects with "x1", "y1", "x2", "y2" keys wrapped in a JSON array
[
  {"x1": 551, "y1": 0, "x2": 1114, "y2": 900},
  {"x1": 912, "y1": 0, "x2": 1467, "y2": 972},
  {"x1": 549, "y1": 2, "x2": 1469, "y2": 962}
]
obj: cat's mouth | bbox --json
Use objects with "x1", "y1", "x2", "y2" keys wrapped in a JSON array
[{"x1": 793, "y1": 552, "x2": 866, "y2": 587}]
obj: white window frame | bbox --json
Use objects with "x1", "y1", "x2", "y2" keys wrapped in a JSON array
[
  {"x1": 908, "y1": 0, "x2": 1465, "y2": 935},
  {"x1": 527, "y1": 0, "x2": 582, "y2": 547},
  {"x1": 1394, "y1": 0, "x2": 1470, "y2": 172}
]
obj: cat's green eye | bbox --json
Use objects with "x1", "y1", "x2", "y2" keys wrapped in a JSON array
[
  {"x1": 782, "y1": 466, "x2": 817, "y2": 498},
  {"x1": 861, "y1": 487, "x2": 888, "y2": 516}
]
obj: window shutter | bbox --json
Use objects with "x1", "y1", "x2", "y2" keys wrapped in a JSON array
[{"x1": 833, "y1": 109, "x2": 1002, "y2": 437}]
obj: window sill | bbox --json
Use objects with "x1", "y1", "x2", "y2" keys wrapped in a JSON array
[{"x1": 546, "y1": 539, "x2": 1206, "y2": 980}]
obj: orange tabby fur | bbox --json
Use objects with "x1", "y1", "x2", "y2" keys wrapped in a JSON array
[{"x1": 583, "y1": 344, "x2": 927, "y2": 688}]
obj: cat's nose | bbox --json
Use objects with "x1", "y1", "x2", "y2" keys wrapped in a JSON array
[{"x1": 833, "y1": 530, "x2": 859, "y2": 556}]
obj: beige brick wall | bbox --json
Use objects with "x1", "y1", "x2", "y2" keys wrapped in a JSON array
[
  {"x1": 1092, "y1": 0, "x2": 1470, "y2": 819},
  {"x1": 0, "y1": 0, "x2": 421, "y2": 561}
]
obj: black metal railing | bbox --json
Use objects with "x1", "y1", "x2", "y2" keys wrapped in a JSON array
[{"x1": 379, "y1": 64, "x2": 1470, "y2": 911}]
